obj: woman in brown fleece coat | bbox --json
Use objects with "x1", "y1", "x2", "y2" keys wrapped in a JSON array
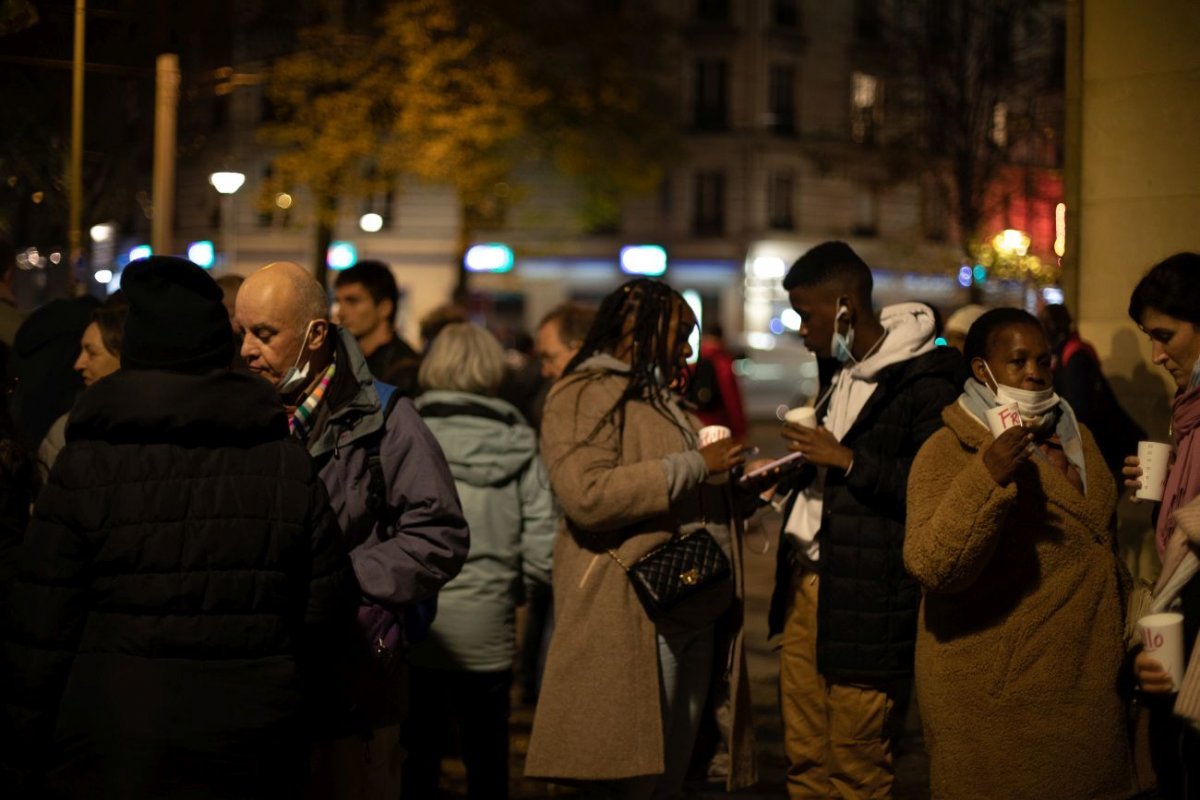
[
  {"x1": 525, "y1": 280, "x2": 760, "y2": 797},
  {"x1": 904, "y1": 309, "x2": 1136, "y2": 800}
]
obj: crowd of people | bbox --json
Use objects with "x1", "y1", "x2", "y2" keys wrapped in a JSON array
[{"x1": 0, "y1": 237, "x2": 1199, "y2": 800}]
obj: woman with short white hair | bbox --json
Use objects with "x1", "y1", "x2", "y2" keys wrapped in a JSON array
[{"x1": 402, "y1": 322, "x2": 557, "y2": 800}]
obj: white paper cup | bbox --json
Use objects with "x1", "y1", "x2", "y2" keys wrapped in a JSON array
[
  {"x1": 698, "y1": 425, "x2": 732, "y2": 448},
  {"x1": 1140, "y1": 612, "x2": 1186, "y2": 691},
  {"x1": 784, "y1": 407, "x2": 818, "y2": 430},
  {"x1": 984, "y1": 402, "x2": 1023, "y2": 438},
  {"x1": 1136, "y1": 441, "x2": 1172, "y2": 503}
]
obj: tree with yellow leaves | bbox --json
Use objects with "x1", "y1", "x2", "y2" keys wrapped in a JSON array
[{"x1": 260, "y1": 24, "x2": 396, "y2": 285}]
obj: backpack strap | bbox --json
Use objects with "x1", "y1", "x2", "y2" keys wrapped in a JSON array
[{"x1": 365, "y1": 380, "x2": 401, "y2": 521}]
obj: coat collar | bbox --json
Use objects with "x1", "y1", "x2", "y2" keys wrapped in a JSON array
[
  {"x1": 67, "y1": 369, "x2": 288, "y2": 446},
  {"x1": 306, "y1": 327, "x2": 387, "y2": 459}
]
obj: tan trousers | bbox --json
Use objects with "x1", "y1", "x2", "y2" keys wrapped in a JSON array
[{"x1": 780, "y1": 571, "x2": 895, "y2": 800}]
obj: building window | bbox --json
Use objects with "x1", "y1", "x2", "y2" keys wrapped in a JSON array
[
  {"x1": 772, "y1": 0, "x2": 798, "y2": 28},
  {"x1": 695, "y1": 0, "x2": 729, "y2": 22},
  {"x1": 853, "y1": 185, "x2": 878, "y2": 237},
  {"x1": 693, "y1": 171, "x2": 726, "y2": 236},
  {"x1": 922, "y1": 182, "x2": 948, "y2": 242},
  {"x1": 768, "y1": 65, "x2": 796, "y2": 135},
  {"x1": 258, "y1": 165, "x2": 274, "y2": 228},
  {"x1": 694, "y1": 59, "x2": 729, "y2": 131},
  {"x1": 854, "y1": 0, "x2": 881, "y2": 40},
  {"x1": 850, "y1": 71, "x2": 882, "y2": 144},
  {"x1": 768, "y1": 171, "x2": 795, "y2": 231},
  {"x1": 992, "y1": 101, "x2": 1008, "y2": 148}
]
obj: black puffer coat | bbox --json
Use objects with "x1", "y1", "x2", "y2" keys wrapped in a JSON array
[
  {"x1": 768, "y1": 347, "x2": 961, "y2": 680},
  {"x1": 1, "y1": 369, "x2": 356, "y2": 799}
]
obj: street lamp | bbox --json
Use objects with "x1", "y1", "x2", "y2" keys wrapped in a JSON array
[{"x1": 210, "y1": 171, "x2": 245, "y2": 271}]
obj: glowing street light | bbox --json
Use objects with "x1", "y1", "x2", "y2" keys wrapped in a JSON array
[
  {"x1": 359, "y1": 213, "x2": 384, "y2": 233},
  {"x1": 209, "y1": 171, "x2": 245, "y2": 271},
  {"x1": 993, "y1": 228, "x2": 1031, "y2": 258},
  {"x1": 209, "y1": 171, "x2": 246, "y2": 195}
]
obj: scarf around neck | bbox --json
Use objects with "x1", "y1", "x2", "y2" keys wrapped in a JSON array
[
  {"x1": 1155, "y1": 386, "x2": 1200, "y2": 558},
  {"x1": 960, "y1": 378, "x2": 1088, "y2": 495}
]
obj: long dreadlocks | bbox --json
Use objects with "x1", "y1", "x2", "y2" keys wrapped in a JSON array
[{"x1": 562, "y1": 278, "x2": 695, "y2": 451}]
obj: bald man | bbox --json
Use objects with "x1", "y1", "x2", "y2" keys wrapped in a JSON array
[{"x1": 236, "y1": 262, "x2": 469, "y2": 799}]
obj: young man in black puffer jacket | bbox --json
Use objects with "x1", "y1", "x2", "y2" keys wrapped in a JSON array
[
  {"x1": 0, "y1": 256, "x2": 357, "y2": 799},
  {"x1": 768, "y1": 242, "x2": 962, "y2": 799}
]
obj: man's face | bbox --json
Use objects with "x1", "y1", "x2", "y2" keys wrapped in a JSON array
[
  {"x1": 535, "y1": 319, "x2": 576, "y2": 380},
  {"x1": 789, "y1": 284, "x2": 839, "y2": 358},
  {"x1": 334, "y1": 282, "x2": 389, "y2": 339},
  {"x1": 235, "y1": 283, "x2": 308, "y2": 390}
]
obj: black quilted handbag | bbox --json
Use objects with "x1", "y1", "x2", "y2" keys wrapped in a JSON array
[{"x1": 611, "y1": 528, "x2": 731, "y2": 617}]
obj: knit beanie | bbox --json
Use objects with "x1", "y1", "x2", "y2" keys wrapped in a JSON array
[{"x1": 120, "y1": 256, "x2": 234, "y2": 372}]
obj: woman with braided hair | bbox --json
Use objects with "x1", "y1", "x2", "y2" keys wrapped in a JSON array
[{"x1": 525, "y1": 279, "x2": 761, "y2": 797}]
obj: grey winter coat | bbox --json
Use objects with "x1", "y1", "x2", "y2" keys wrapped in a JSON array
[{"x1": 407, "y1": 391, "x2": 556, "y2": 672}]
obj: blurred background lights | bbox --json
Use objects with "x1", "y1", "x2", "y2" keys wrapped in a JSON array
[
  {"x1": 1042, "y1": 286, "x2": 1065, "y2": 305},
  {"x1": 275, "y1": 192, "x2": 293, "y2": 209},
  {"x1": 187, "y1": 240, "x2": 216, "y2": 269},
  {"x1": 129, "y1": 244, "x2": 152, "y2": 261},
  {"x1": 681, "y1": 289, "x2": 702, "y2": 364},
  {"x1": 780, "y1": 308, "x2": 802, "y2": 331},
  {"x1": 209, "y1": 171, "x2": 246, "y2": 195},
  {"x1": 619, "y1": 245, "x2": 667, "y2": 277},
  {"x1": 326, "y1": 241, "x2": 358, "y2": 271},
  {"x1": 957, "y1": 266, "x2": 973, "y2": 287},
  {"x1": 94, "y1": 269, "x2": 114, "y2": 284},
  {"x1": 464, "y1": 243, "x2": 515, "y2": 273},
  {"x1": 751, "y1": 256, "x2": 786, "y2": 280},
  {"x1": 359, "y1": 213, "x2": 384, "y2": 233},
  {"x1": 993, "y1": 228, "x2": 1030, "y2": 257},
  {"x1": 972, "y1": 264, "x2": 987, "y2": 283},
  {"x1": 1054, "y1": 203, "x2": 1067, "y2": 257},
  {"x1": 89, "y1": 223, "x2": 114, "y2": 243}
]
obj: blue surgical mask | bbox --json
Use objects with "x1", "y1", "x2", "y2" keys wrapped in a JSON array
[{"x1": 832, "y1": 303, "x2": 855, "y2": 364}]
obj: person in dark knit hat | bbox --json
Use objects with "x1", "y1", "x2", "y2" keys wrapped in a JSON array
[{"x1": 1, "y1": 256, "x2": 357, "y2": 798}]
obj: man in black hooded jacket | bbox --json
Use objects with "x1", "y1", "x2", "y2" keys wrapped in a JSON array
[{"x1": 1, "y1": 256, "x2": 356, "y2": 798}]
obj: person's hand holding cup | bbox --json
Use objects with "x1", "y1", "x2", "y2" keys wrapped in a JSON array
[
  {"x1": 1137, "y1": 612, "x2": 1186, "y2": 693},
  {"x1": 1129, "y1": 441, "x2": 1171, "y2": 503},
  {"x1": 698, "y1": 425, "x2": 745, "y2": 476}
]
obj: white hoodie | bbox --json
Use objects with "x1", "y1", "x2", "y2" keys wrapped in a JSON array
[{"x1": 784, "y1": 303, "x2": 939, "y2": 563}]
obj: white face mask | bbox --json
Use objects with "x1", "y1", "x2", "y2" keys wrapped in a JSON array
[
  {"x1": 278, "y1": 320, "x2": 319, "y2": 395},
  {"x1": 983, "y1": 361, "x2": 1060, "y2": 423}
]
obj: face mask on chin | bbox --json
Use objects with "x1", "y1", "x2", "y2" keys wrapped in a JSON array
[
  {"x1": 278, "y1": 320, "x2": 319, "y2": 395},
  {"x1": 983, "y1": 361, "x2": 1060, "y2": 427}
]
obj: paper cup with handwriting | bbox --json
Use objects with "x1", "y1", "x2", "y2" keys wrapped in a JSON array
[
  {"x1": 984, "y1": 402, "x2": 1023, "y2": 439},
  {"x1": 1136, "y1": 441, "x2": 1172, "y2": 503},
  {"x1": 784, "y1": 407, "x2": 818, "y2": 430},
  {"x1": 698, "y1": 425, "x2": 732, "y2": 448},
  {"x1": 1139, "y1": 612, "x2": 1186, "y2": 691}
]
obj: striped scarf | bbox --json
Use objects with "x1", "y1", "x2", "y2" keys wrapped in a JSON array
[{"x1": 289, "y1": 359, "x2": 336, "y2": 441}]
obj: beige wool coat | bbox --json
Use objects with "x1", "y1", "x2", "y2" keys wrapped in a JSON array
[
  {"x1": 905, "y1": 400, "x2": 1136, "y2": 800},
  {"x1": 524, "y1": 366, "x2": 756, "y2": 789}
]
